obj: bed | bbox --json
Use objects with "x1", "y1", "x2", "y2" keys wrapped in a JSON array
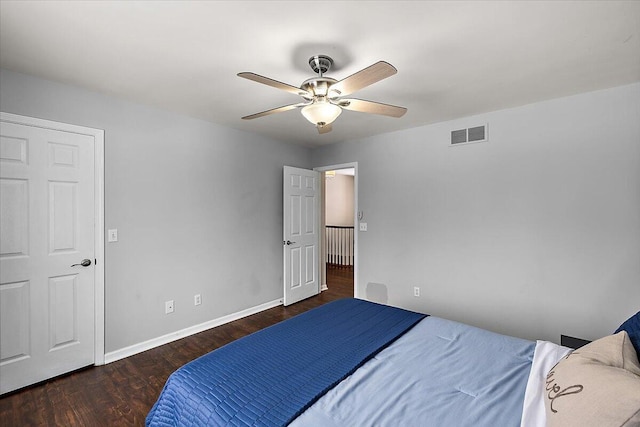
[{"x1": 146, "y1": 298, "x2": 640, "y2": 427}]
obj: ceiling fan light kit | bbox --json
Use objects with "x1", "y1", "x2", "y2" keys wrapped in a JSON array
[
  {"x1": 301, "y1": 100, "x2": 342, "y2": 127},
  {"x1": 238, "y1": 55, "x2": 407, "y2": 134}
]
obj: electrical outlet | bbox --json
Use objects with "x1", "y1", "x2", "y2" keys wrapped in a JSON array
[
  {"x1": 194, "y1": 294, "x2": 201, "y2": 306},
  {"x1": 165, "y1": 300, "x2": 174, "y2": 314},
  {"x1": 413, "y1": 287, "x2": 420, "y2": 297},
  {"x1": 359, "y1": 222, "x2": 368, "y2": 231}
]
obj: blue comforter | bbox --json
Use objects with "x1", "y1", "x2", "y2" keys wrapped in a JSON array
[{"x1": 146, "y1": 298, "x2": 425, "y2": 427}]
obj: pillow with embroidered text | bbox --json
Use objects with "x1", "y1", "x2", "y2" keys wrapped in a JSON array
[{"x1": 544, "y1": 331, "x2": 640, "y2": 427}]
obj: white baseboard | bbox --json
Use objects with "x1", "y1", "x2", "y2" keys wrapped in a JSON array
[
  {"x1": 103, "y1": 298, "x2": 283, "y2": 364},
  {"x1": 321, "y1": 284, "x2": 328, "y2": 291}
]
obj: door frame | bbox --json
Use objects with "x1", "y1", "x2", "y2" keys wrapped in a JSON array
[
  {"x1": 1, "y1": 112, "x2": 105, "y2": 365},
  {"x1": 313, "y1": 162, "x2": 358, "y2": 298}
]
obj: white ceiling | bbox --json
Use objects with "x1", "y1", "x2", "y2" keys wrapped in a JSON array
[{"x1": 1, "y1": 1, "x2": 639, "y2": 147}]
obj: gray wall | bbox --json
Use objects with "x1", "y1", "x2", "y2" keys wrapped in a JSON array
[
  {"x1": 3, "y1": 66, "x2": 638, "y2": 352},
  {"x1": 0, "y1": 69, "x2": 311, "y2": 352},
  {"x1": 312, "y1": 83, "x2": 640, "y2": 343}
]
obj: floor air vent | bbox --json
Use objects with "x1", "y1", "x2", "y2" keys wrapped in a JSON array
[{"x1": 450, "y1": 124, "x2": 487, "y2": 146}]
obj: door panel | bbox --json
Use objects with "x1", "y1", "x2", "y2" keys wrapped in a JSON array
[
  {"x1": 49, "y1": 181, "x2": 78, "y2": 253},
  {"x1": 0, "y1": 280, "x2": 30, "y2": 363},
  {"x1": 283, "y1": 166, "x2": 319, "y2": 305},
  {"x1": 304, "y1": 245, "x2": 315, "y2": 284},
  {"x1": 0, "y1": 120, "x2": 96, "y2": 394},
  {"x1": 49, "y1": 274, "x2": 79, "y2": 350},
  {"x1": 290, "y1": 247, "x2": 301, "y2": 289},
  {"x1": 0, "y1": 178, "x2": 29, "y2": 257}
]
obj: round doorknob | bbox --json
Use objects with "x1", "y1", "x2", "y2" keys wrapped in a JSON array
[{"x1": 71, "y1": 259, "x2": 92, "y2": 267}]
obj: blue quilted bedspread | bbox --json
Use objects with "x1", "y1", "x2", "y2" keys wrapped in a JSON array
[{"x1": 146, "y1": 298, "x2": 425, "y2": 427}]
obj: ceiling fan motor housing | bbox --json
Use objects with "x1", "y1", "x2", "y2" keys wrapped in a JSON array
[{"x1": 300, "y1": 77, "x2": 337, "y2": 99}]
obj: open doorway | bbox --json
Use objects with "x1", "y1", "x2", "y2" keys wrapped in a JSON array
[{"x1": 315, "y1": 163, "x2": 358, "y2": 298}]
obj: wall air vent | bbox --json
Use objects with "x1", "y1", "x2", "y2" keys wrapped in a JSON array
[{"x1": 450, "y1": 124, "x2": 488, "y2": 146}]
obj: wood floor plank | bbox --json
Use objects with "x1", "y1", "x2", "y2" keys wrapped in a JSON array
[{"x1": 0, "y1": 267, "x2": 353, "y2": 426}]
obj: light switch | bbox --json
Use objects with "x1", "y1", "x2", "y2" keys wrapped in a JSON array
[
  {"x1": 108, "y1": 229, "x2": 118, "y2": 242},
  {"x1": 359, "y1": 222, "x2": 368, "y2": 232}
]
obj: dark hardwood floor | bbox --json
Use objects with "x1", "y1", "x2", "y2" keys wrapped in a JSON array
[{"x1": 0, "y1": 266, "x2": 353, "y2": 426}]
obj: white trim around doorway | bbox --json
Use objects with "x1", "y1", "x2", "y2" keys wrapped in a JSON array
[{"x1": 314, "y1": 162, "x2": 359, "y2": 298}]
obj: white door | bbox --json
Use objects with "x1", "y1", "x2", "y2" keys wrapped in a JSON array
[
  {"x1": 283, "y1": 166, "x2": 320, "y2": 305},
  {"x1": 0, "y1": 119, "x2": 96, "y2": 394}
]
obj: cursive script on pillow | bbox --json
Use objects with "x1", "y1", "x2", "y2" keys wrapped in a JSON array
[
  {"x1": 545, "y1": 353, "x2": 584, "y2": 413},
  {"x1": 544, "y1": 332, "x2": 640, "y2": 427}
]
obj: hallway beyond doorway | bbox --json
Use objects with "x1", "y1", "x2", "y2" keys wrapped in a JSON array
[{"x1": 326, "y1": 265, "x2": 353, "y2": 298}]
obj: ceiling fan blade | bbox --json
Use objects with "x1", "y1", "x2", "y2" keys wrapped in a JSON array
[
  {"x1": 241, "y1": 102, "x2": 308, "y2": 120},
  {"x1": 238, "y1": 72, "x2": 311, "y2": 97},
  {"x1": 317, "y1": 123, "x2": 333, "y2": 134},
  {"x1": 339, "y1": 98, "x2": 407, "y2": 118},
  {"x1": 329, "y1": 61, "x2": 397, "y2": 97}
]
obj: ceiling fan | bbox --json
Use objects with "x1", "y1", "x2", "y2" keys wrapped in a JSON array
[{"x1": 238, "y1": 55, "x2": 407, "y2": 134}]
